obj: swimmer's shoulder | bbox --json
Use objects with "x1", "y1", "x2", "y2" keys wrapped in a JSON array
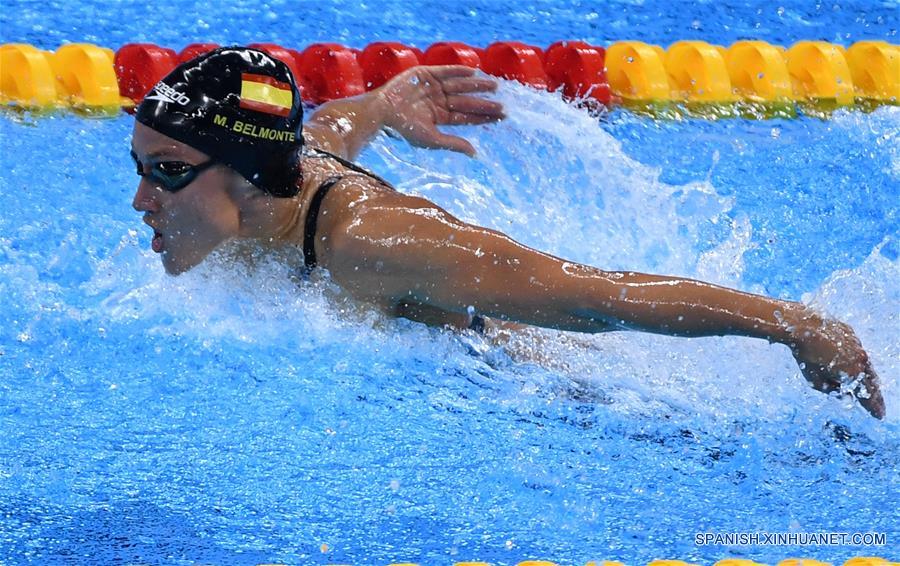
[
  {"x1": 297, "y1": 143, "x2": 456, "y2": 260},
  {"x1": 312, "y1": 172, "x2": 461, "y2": 276},
  {"x1": 295, "y1": 148, "x2": 401, "y2": 264}
]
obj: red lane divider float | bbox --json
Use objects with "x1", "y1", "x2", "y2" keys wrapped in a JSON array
[
  {"x1": 422, "y1": 41, "x2": 483, "y2": 68},
  {"x1": 544, "y1": 41, "x2": 613, "y2": 104},
  {"x1": 178, "y1": 43, "x2": 220, "y2": 63},
  {"x1": 112, "y1": 42, "x2": 221, "y2": 112},
  {"x1": 482, "y1": 41, "x2": 548, "y2": 89},
  {"x1": 358, "y1": 41, "x2": 421, "y2": 89},
  {"x1": 300, "y1": 43, "x2": 365, "y2": 103},
  {"x1": 113, "y1": 43, "x2": 178, "y2": 112}
]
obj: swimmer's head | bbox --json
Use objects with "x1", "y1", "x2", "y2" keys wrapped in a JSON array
[
  {"x1": 135, "y1": 46, "x2": 304, "y2": 198},
  {"x1": 132, "y1": 47, "x2": 305, "y2": 275}
]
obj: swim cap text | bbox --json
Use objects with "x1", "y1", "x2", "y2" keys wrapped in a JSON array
[
  {"x1": 213, "y1": 114, "x2": 296, "y2": 142},
  {"x1": 145, "y1": 82, "x2": 190, "y2": 106}
]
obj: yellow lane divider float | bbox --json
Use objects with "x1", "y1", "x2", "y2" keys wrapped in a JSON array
[
  {"x1": 603, "y1": 39, "x2": 896, "y2": 117},
  {"x1": 1, "y1": 43, "x2": 132, "y2": 114},
  {"x1": 846, "y1": 40, "x2": 900, "y2": 101},
  {"x1": 665, "y1": 40, "x2": 736, "y2": 103},
  {"x1": 785, "y1": 40, "x2": 855, "y2": 106},
  {"x1": 726, "y1": 41, "x2": 793, "y2": 101},
  {"x1": 605, "y1": 40, "x2": 672, "y2": 102},
  {"x1": 1, "y1": 40, "x2": 897, "y2": 119},
  {"x1": 0, "y1": 44, "x2": 57, "y2": 106}
]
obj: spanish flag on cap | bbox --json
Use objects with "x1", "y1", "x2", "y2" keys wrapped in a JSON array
[{"x1": 239, "y1": 73, "x2": 293, "y2": 117}]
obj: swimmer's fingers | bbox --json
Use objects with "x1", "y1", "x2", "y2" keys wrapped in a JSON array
[
  {"x1": 854, "y1": 366, "x2": 886, "y2": 420},
  {"x1": 788, "y1": 317, "x2": 884, "y2": 419},
  {"x1": 799, "y1": 359, "x2": 885, "y2": 420},
  {"x1": 447, "y1": 112, "x2": 503, "y2": 126},
  {"x1": 440, "y1": 76, "x2": 499, "y2": 94},
  {"x1": 405, "y1": 121, "x2": 477, "y2": 156},
  {"x1": 839, "y1": 351, "x2": 886, "y2": 420},
  {"x1": 444, "y1": 95, "x2": 505, "y2": 122},
  {"x1": 416, "y1": 129, "x2": 476, "y2": 157},
  {"x1": 856, "y1": 373, "x2": 885, "y2": 419}
]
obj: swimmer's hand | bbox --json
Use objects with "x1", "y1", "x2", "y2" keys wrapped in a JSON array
[
  {"x1": 784, "y1": 308, "x2": 885, "y2": 419},
  {"x1": 376, "y1": 65, "x2": 505, "y2": 157}
]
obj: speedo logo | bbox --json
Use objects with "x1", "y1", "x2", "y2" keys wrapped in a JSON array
[{"x1": 144, "y1": 82, "x2": 190, "y2": 106}]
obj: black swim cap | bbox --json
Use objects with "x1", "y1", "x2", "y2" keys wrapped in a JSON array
[{"x1": 136, "y1": 47, "x2": 303, "y2": 197}]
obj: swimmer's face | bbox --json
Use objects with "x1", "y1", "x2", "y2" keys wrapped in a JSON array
[{"x1": 131, "y1": 122, "x2": 248, "y2": 275}]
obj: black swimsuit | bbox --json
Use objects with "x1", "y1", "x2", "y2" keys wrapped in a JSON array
[
  {"x1": 301, "y1": 147, "x2": 394, "y2": 271},
  {"x1": 301, "y1": 175, "x2": 339, "y2": 271},
  {"x1": 299, "y1": 148, "x2": 486, "y2": 334}
]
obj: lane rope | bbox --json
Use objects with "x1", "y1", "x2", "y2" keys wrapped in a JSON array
[{"x1": 1, "y1": 40, "x2": 897, "y2": 118}]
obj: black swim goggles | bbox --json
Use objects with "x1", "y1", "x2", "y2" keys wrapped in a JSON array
[{"x1": 131, "y1": 150, "x2": 217, "y2": 193}]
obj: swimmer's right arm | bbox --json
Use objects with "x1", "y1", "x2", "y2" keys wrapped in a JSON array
[
  {"x1": 302, "y1": 65, "x2": 504, "y2": 160},
  {"x1": 320, "y1": 187, "x2": 885, "y2": 419}
]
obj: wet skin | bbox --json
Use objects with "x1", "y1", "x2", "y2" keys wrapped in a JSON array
[{"x1": 131, "y1": 65, "x2": 886, "y2": 419}]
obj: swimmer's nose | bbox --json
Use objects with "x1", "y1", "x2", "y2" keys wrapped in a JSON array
[{"x1": 132, "y1": 178, "x2": 162, "y2": 213}]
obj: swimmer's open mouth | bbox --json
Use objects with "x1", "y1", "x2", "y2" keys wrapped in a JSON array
[
  {"x1": 142, "y1": 215, "x2": 164, "y2": 253},
  {"x1": 151, "y1": 231, "x2": 164, "y2": 253}
]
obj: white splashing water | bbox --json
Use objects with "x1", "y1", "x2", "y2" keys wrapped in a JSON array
[{"x1": 371, "y1": 80, "x2": 746, "y2": 285}]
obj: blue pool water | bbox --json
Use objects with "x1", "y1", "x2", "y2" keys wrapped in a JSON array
[{"x1": 1, "y1": 1, "x2": 899, "y2": 564}]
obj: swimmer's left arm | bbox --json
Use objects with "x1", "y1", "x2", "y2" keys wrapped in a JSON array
[
  {"x1": 321, "y1": 189, "x2": 884, "y2": 419},
  {"x1": 303, "y1": 65, "x2": 503, "y2": 160}
]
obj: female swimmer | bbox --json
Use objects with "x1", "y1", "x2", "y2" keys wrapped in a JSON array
[{"x1": 131, "y1": 47, "x2": 884, "y2": 418}]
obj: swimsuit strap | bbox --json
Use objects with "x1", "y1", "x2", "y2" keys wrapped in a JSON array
[
  {"x1": 301, "y1": 147, "x2": 396, "y2": 271},
  {"x1": 303, "y1": 176, "x2": 342, "y2": 270}
]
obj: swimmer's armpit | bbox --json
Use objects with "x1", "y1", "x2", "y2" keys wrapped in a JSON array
[{"x1": 303, "y1": 65, "x2": 504, "y2": 160}]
